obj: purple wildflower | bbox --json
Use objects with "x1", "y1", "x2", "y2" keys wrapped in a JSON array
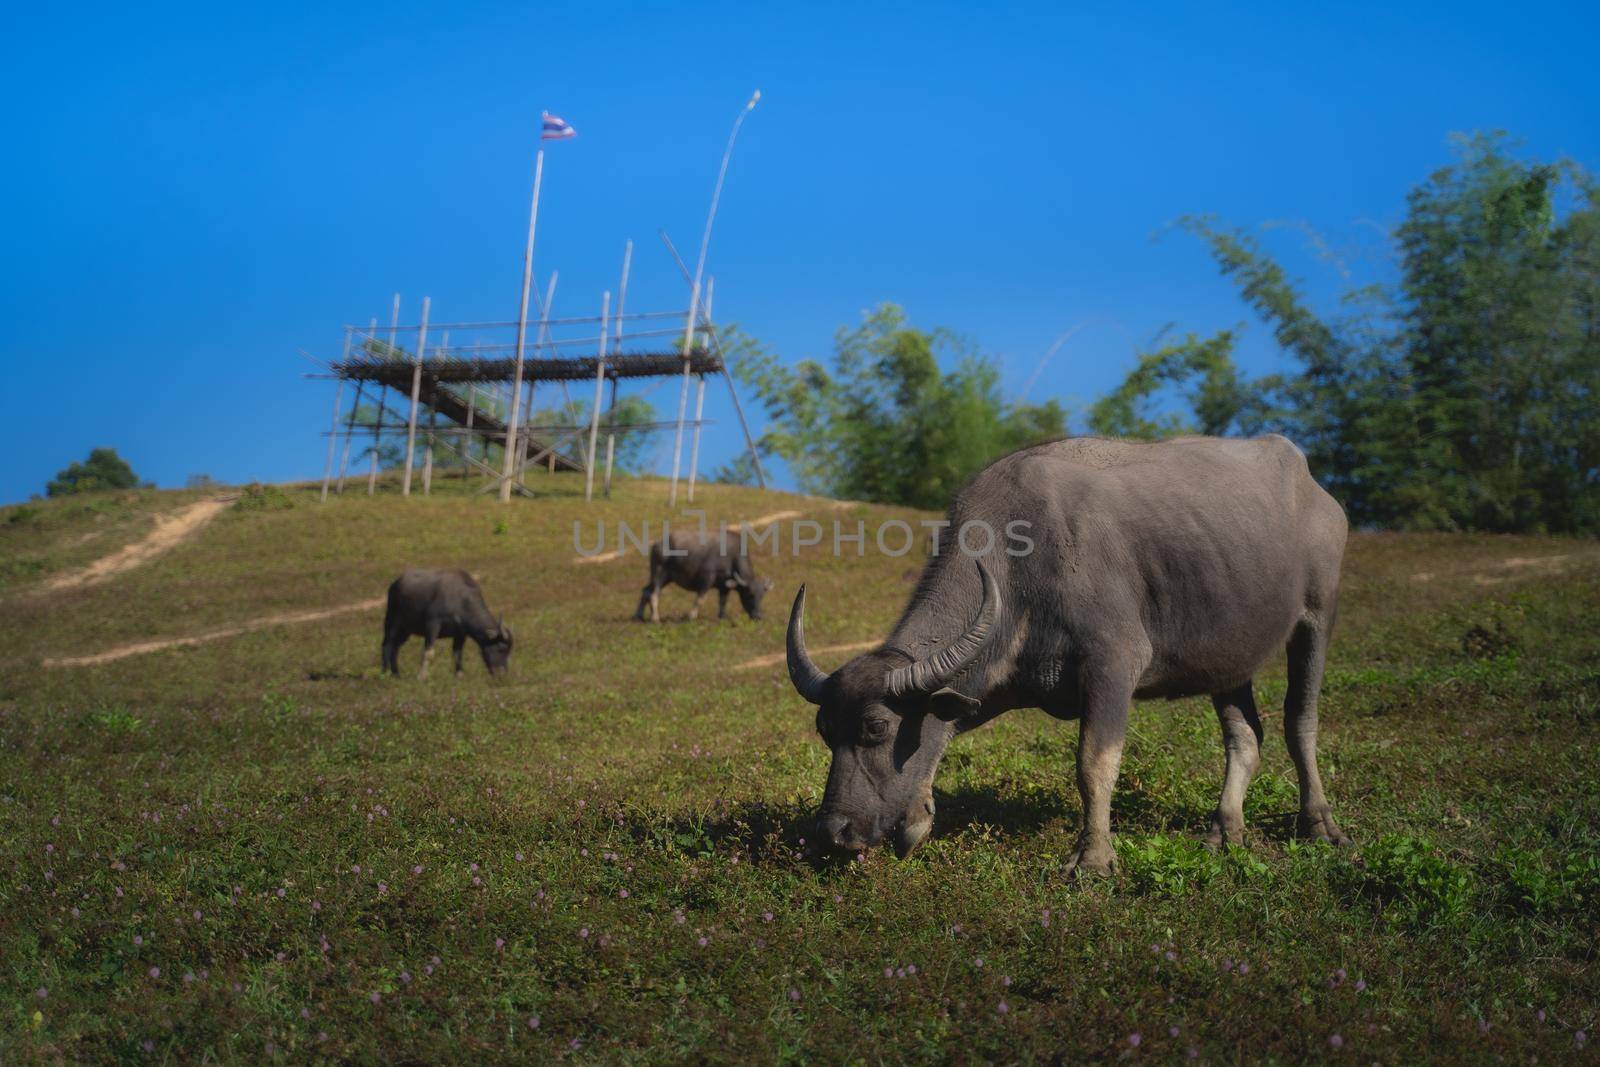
[
  {"x1": 997, "y1": 1000, "x2": 1009, "y2": 1015},
  {"x1": 1329, "y1": 1033, "x2": 1343, "y2": 1048},
  {"x1": 1129, "y1": 1033, "x2": 1142, "y2": 1048}
]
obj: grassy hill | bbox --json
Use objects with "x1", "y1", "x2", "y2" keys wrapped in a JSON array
[{"x1": 2, "y1": 476, "x2": 1597, "y2": 1062}]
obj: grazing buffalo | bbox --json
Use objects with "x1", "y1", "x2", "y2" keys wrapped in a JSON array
[
  {"x1": 635, "y1": 529, "x2": 774, "y2": 623},
  {"x1": 382, "y1": 568, "x2": 513, "y2": 678},
  {"x1": 786, "y1": 435, "x2": 1350, "y2": 874}
]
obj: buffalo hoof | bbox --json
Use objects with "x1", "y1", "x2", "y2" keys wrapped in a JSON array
[
  {"x1": 1065, "y1": 836, "x2": 1117, "y2": 879},
  {"x1": 1295, "y1": 807, "x2": 1352, "y2": 847},
  {"x1": 1204, "y1": 810, "x2": 1246, "y2": 850}
]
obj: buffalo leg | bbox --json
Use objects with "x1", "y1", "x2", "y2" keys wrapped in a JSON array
[
  {"x1": 1206, "y1": 681, "x2": 1262, "y2": 848},
  {"x1": 688, "y1": 591, "x2": 707, "y2": 620},
  {"x1": 1066, "y1": 668, "x2": 1137, "y2": 877},
  {"x1": 382, "y1": 633, "x2": 405, "y2": 676},
  {"x1": 1286, "y1": 619, "x2": 1351, "y2": 845},
  {"x1": 418, "y1": 621, "x2": 441, "y2": 680},
  {"x1": 452, "y1": 635, "x2": 466, "y2": 676},
  {"x1": 717, "y1": 588, "x2": 730, "y2": 619}
]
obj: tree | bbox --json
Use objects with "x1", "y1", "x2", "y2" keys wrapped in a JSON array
[
  {"x1": 734, "y1": 304, "x2": 1068, "y2": 509},
  {"x1": 1141, "y1": 133, "x2": 1600, "y2": 533},
  {"x1": 1086, "y1": 329, "x2": 1283, "y2": 439},
  {"x1": 528, "y1": 395, "x2": 658, "y2": 472},
  {"x1": 47, "y1": 448, "x2": 142, "y2": 496}
]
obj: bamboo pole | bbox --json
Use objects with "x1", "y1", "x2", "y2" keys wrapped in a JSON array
[
  {"x1": 687, "y1": 278, "x2": 713, "y2": 502},
  {"x1": 668, "y1": 279, "x2": 698, "y2": 507},
  {"x1": 499, "y1": 142, "x2": 545, "y2": 503},
  {"x1": 603, "y1": 434, "x2": 616, "y2": 498},
  {"x1": 401, "y1": 296, "x2": 430, "y2": 496},
  {"x1": 337, "y1": 317, "x2": 376, "y2": 492},
  {"x1": 603, "y1": 376, "x2": 619, "y2": 498},
  {"x1": 370, "y1": 295, "x2": 400, "y2": 495},
  {"x1": 463, "y1": 383, "x2": 477, "y2": 480},
  {"x1": 319, "y1": 327, "x2": 352, "y2": 502},
  {"x1": 584, "y1": 291, "x2": 610, "y2": 502},
  {"x1": 521, "y1": 272, "x2": 558, "y2": 483},
  {"x1": 423, "y1": 329, "x2": 446, "y2": 496}
]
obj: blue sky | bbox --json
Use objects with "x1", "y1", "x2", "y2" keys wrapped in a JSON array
[{"x1": 4, "y1": 1, "x2": 1597, "y2": 503}]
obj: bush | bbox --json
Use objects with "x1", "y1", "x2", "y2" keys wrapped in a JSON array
[
  {"x1": 46, "y1": 448, "x2": 142, "y2": 497},
  {"x1": 233, "y1": 483, "x2": 294, "y2": 512}
]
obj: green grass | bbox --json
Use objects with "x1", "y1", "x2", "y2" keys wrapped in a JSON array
[{"x1": 1, "y1": 476, "x2": 1597, "y2": 1062}]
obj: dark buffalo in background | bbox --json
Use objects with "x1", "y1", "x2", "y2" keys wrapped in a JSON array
[
  {"x1": 382, "y1": 568, "x2": 513, "y2": 677},
  {"x1": 636, "y1": 529, "x2": 774, "y2": 622}
]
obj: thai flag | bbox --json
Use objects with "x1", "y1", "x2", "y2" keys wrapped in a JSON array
[{"x1": 541, "y1": 112, "x2": 576, "y2": 140}]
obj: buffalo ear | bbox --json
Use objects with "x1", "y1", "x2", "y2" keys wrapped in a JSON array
[{"x1": 926, "y1": 687, "x2": 980, "y2": 722}]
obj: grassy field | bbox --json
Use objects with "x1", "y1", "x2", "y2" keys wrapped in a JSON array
[{"x1": 2, "y1": 475, "x2": 1597, "y2": 1063}]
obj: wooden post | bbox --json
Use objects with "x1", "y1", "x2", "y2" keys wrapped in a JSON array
[
  {"x1": 401, "y1": 296, "x2": 430, "y2": 496},
  {"x1": 319, "y1": 327, "x2": 352, "y2": 502},
  {"x1": 584, "y1": 291, "x2": 610, "y2": 502},
  {"x1": 519, "y1": 272, "x2": 557, "y2": 483},
  {"x1": 613, "y1": 240, "x2": 632, "y2": 351},
  {"x1": 687, "y1": 278, "x2": 713, "y2": 502},
  {"x1": 603, "y1": 434, "x2": 616, "y2": 498},
  {"x1": 686, "y1": 375, "x2": 707, "y2": 502},
  {"x1": 463, "y1": 383, "x2": 477, "y2": 481},
  {"x1": 423, "y1": 331, "x2": 444, "y2": 496},
  {"x1": 337, "y1": 317, "x2": 376, "y2": 493},
  {"x1": 668, "y1": 279, "x2": 699, "y2": 507},
  {"x1": 500, "y1": 144, "x2": 545, "y2": 503},
  {"x1": 370, "y1": 295, "x2": 400, "y2": 495},
  {"x1": 603, "y1": 376, "x2": 619, "y2": 498}
]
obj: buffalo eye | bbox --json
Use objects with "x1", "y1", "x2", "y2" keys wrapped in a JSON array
[{"x1": 861, "y1": 715, "x2": 893, "y2": 745}]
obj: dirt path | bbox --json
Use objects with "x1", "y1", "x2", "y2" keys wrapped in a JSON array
[
  {"x1": 44, "y1": 498, "x2": 232, "y2": 592},
  {"x1": 734, "y1": 640, "x2": 878, "y2": 671},
  {"x1": 1410, "y1": 552, "x2": 1583, "y2": 585},
  {"x1": 43, "y1": 598, "x2": 385, "y2": 669}
]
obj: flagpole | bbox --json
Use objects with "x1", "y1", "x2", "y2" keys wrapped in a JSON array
[
  {"x1": 500, "y1": 134, "x2": 546, "y2": 503},
  {"x1": 669, "y1": 89, "x2": 760, "y2": 507}
]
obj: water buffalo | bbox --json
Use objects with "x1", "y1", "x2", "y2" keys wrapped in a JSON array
[
  {"x1": 635, "y1": 529, "x2": 774, "y2": 623},
  {"x1": 382, "y1": 568, "x2": 513, "y2": 678},
  {"x1": 786, "y1": 434, "x2": 1350, "y2": 874}
]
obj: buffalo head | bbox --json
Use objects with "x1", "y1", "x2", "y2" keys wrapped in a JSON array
[
  {"x1": 787, "y1": 561, "x2": 998, "y2": 857},
  {"x1": 481, "y1": 618, "x2": 514, "y2": 676},
  {"x1": 730, "y1": 574, "x2": 775, "y2": 620}
]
